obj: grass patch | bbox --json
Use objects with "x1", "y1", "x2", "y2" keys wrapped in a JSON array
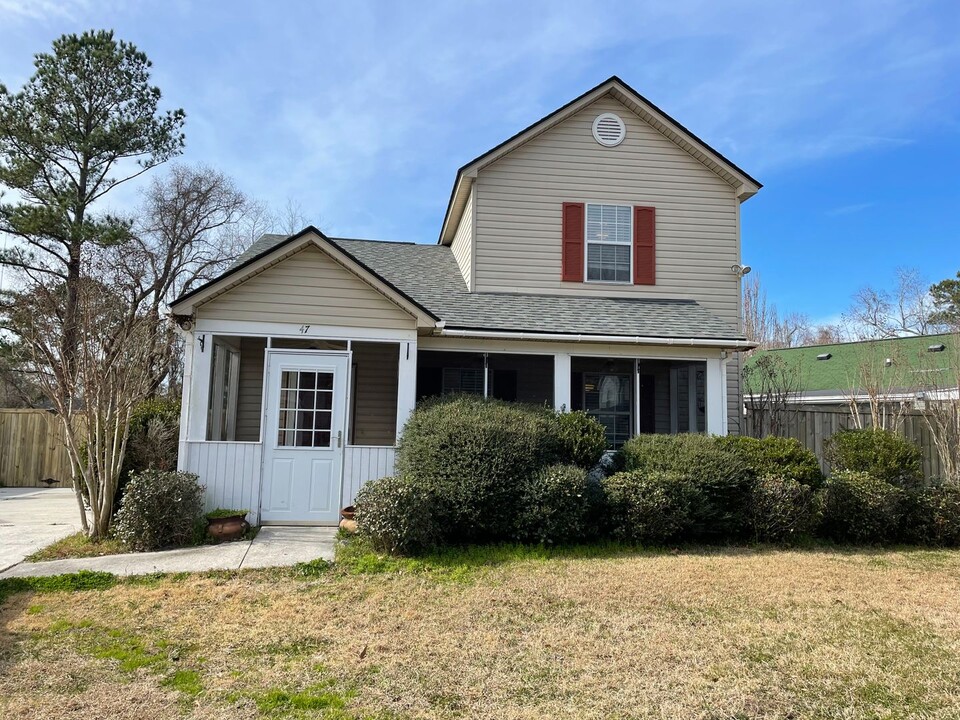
[
  {"x1": 26, "y1": 532, "x2": 128, "y2": 562},
  {"x1": 254, "y1": 684, "x2": 354, "y2": 716},
  {"x1": 0, "y1": 570, "x2": 117, "y2": 605},
  {"x1": 162, "y1": 668, "x2": 203, "y2": 696}
]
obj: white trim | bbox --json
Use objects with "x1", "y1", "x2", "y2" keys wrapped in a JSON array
[
  {"x1": 396, "y1": 340, "x2": 417, "y2": 440},
  {"x1": 435, "y1": 327, "x2": 754, "y2": 349},
  {"x1": 705, "y1": 357, "x2": 725, "y2": 435},
  {"x1": 583, "y1": 202, "x2": 633, "y2": 285},
  {"x1": 194, "y1": 318, "x2": 416, "y2": 342},
  {"x1": 553, "y1": 353, "x2": 572, "y2": 411}
]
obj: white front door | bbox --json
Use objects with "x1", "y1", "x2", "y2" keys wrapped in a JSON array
[{"x1": 261, "y1": 351, "x2": 349, "y2": 524}]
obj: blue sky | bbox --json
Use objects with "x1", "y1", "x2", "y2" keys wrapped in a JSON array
[{"x1": 1, "y1": 0, "x2": 958, "y2": 323}]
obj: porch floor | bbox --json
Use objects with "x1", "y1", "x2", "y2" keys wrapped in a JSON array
[{"x1": 0, "y1": 526, "x2": 337, "y2": 579}]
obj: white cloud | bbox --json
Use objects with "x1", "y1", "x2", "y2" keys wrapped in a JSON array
[{"x1": 826, "y1": 202, "x2": 876, "y2": 217}]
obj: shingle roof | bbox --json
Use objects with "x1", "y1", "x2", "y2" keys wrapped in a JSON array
[
  {"x1": 227, "y1": 233, "x2": 744, "y2": 341},
  {"x1": 744, "y1": 333, "x2": 960, "y2": 395}
]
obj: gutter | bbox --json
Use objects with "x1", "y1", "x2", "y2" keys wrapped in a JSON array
[{"x1": 437, "y1": 327, "x2": 758, "y2": 350}]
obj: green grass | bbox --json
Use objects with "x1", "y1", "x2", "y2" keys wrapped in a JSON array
[
  {"x1": 0, "y1": 570, "x2": 117, "y2": 605},
  {"x1": 26, "y1": 532, "x2": 128, "y2": 562}
]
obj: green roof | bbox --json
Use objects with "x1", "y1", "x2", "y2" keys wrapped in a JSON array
[{"x1": 743, "y1": 333, "x2": 959, "y2": 396}]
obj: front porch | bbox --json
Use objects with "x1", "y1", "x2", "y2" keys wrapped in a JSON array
[{"x1": 178, "y1": 324, "x2": 729, "y2": 525}]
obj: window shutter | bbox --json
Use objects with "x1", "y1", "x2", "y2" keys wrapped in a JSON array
[
  {"x1": 561, "y1": 202, "x2": 585, "y2": 282},
  {"x1": 633, "y1": 205, "x2": 655, "y2": 285}
]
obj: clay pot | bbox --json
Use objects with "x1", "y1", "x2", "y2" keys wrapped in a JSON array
[
  {"x1": 339, "y1": 518, "x2": 358, "y2": 534},
  {"x1": 206, "y1": 514, "x2": 249, "y2": 542},
  {"x1": 340, "y1": 505, "x2": 356, "y2": 521}
]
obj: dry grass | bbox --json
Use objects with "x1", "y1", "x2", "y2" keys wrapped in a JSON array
[
  {"x1": 27, "y1": 532, "x2": 128, "y2": 561},
  {"x1": 3, "y1": 543, "x2": 960, "y2": 719}
]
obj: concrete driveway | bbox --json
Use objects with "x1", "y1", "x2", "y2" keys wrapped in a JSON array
[{"x1": 0, "y1": 488, "x2": 84, "y2": 573}]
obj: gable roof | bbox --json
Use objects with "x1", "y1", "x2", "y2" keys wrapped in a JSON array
[
  {"x1": 438, "y1": 75, "x2": 763, "y2": 245},
  {"x1": 744, "y1": 333, "x2": 960, "y2": 397},
  {"x1": 185, "y1": 231, "x2": 749, "y2": 345},
  {"x1": 168, "y1": 227, "x2": 439, "y2": 327}
]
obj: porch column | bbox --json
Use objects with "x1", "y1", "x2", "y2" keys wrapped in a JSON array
[
  {"x1": 705, "y1": 356, "x2": 725, "y2": 436},
  {"x1": 187, "y1": 331, "x2": 213, "y2": 441},
  {"x1": 396, "y1": 339, "x2": 417, "y2": 441},
  {"x1": 553, "y1": 353, "x2": 571, "y2": 411},
  {"x1": 176, "y1": 331, "x2": 194, "y2": 471}
]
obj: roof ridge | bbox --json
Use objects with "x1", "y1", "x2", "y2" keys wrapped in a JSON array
[{"x1": 763, "y1": 332, "x2": 957, "y2": 353}]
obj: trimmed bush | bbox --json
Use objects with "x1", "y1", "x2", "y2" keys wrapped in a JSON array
[
  {"x1": 718, "y1": 435, "x2": 824, "y2": 489},
  {"x1": 618, "y1": 434, "x2": 754, "y2": 539},
  {"x1": 515, "y1": 464, "x2": 595, "y2": 545},
  {"x1": 116, "y1": 397, "x2": 181, "y2": 514},
  {"x1": 825, "y1": 429, "x2": 923, "y2": 489},
  {"x1": 899, "y1": 484, "x2": 960, "y2": 547},
  {"x1": 549, "y1": 411, "x2": 608, "y2": 470},
  {"x1": 395, "y1": 395, "x2": 560, "y2": 542},
  {"x1": 355, "y1": 475, "x2": 439, "y2": 555},
  {"x1": 818, "y1": 470, "x2": 902, "y2": 544},
  {"x1": 601, "y1": 470, "x2": 698, "y2": 543},
  {"x1": 113, "y1": 470, "x2": 205, "y2": 552},
  {"x1": 748, "y1": 474, "x2": 819, "y2": 544}
]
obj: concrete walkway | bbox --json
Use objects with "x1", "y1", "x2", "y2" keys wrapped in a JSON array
[
  {"x1": 0, "y1": 526, "x2": 337, "y2": 579},
  {"x1": 0, "y1": 488, "x2": 85, "y2": 573}
]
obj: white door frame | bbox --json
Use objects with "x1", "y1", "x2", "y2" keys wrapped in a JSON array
[{"x1": 260, "y1": 349, "x2": 350, "y2": 524}]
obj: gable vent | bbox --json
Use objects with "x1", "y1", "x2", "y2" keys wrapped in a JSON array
[{"x1": 592, "y1": 112, "x2": 625, "y2": 147}]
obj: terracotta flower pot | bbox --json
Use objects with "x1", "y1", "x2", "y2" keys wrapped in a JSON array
[
  {"x1": 206, "y1": 514, "x2": 249, "y2": 542},
  {"x1": 340, "y1": 505, "x2": 356, "y2": 521}
]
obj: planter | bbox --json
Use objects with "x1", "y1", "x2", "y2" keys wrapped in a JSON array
[
  {"x1": 340, "y1": 505, "x2": 356, "y2": 521},
  {"x1": 206, "y1": 513, "x2": 249, "y2": 542}
]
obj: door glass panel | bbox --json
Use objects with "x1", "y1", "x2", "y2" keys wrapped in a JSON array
[{"x1": 277, "y1": 370, "x2": 335, "y2": 447}]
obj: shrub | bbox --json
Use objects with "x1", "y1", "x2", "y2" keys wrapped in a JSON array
[
  {"x1": 818, "y1": 470, "x2": 902, "y2": 544},
  {"x1": 825, "y1": 429, "x2": 923, "y2": 489},
  {"x1": 601, "y1": 470, "x2": 698, "y2": 543},
  {"x1": 115, "y1": 397, "x2": 181, "y2": 514},
  {"x1": 515, "y1": 464, "x2": 596, "y2": 544},
  {"x1": 549, "y1": 411, "x2": 608, "y2": 470},
  {"x1": 748, "y1": 474, "x2": 819, "y2": 544},
  {"x1": 395, "y1": 395, "x2": 560, "y2": 542},
  {"x1": 718, "y1": 435, "x2": 824, "y2": 488},
  {"x1": 113, "y1": 470, "x2": 205, "y2": 552},
  {"x1": 618, "y1": 434, "x2": 754, "y2": 539},
  {"x1": 354, "y1": 475, "x2": 439, "y2": 555},
  {"x1": 899, "y1": 484, "x2": 960, "y2": 547}
]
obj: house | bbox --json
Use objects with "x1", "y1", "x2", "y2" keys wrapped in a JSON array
[
  {"x1": 743, "y1": 333, "x2": 960, "y2": 408},
  {"x1": 169, "y1": 76, "x2": 761, "y2": 525}
]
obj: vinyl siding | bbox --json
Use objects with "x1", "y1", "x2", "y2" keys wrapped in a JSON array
[
  {"x1": 198, "y1": 245, "x2": 416, "y2": 330},
  {"x1": 473, "y1": 95, "x2": 740, "y2": 328},
  {"x1": 236, "y1": 337, "x2": 267, "y2": 442},
  {"x1": 350, "y1": 342, "x2": 399, "y2": 446},
  {"x1": 451, "y1": 187, "x2": 473, "y2": 289},
  {"x1": 471, "y1": 93, "x2": 744, "y2": 426}
]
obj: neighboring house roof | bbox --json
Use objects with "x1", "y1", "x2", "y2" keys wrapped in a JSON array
[
  {"x1": 177, "y1": 230, "x2": 747, "y2": 344},
  {"x1": 743, "y1": 333, "x2": 960, "y2": 399},
  {"x1": 437, "y1": 75, "x2": 763, "y2": 245}
]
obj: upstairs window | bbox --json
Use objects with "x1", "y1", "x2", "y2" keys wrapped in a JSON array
[{"x1": 585, "y1": 203, "x2": 632, "y2": 283}]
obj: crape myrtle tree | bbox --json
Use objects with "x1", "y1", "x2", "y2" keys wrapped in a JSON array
[{"x1": 0, "y1": 30, "x2": 185, "y2": 538}]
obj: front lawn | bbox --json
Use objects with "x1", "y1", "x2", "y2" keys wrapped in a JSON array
[{"x1": 3, "y1": 542, "x2": 960, "y2": 719}]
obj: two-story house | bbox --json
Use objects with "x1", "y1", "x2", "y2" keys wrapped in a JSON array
[{"x1": 170, "y1": 76, "x2": 761, "y2": 525}]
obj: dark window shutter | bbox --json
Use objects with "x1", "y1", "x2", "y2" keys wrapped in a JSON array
[
  {"x1": 633, "y1": 205, "x2": 655, "y2": 285},
  {"x1": 561, "y1": 202, "x2": 585, "y2": 282}
]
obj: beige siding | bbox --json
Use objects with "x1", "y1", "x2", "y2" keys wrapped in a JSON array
[
  {"x1": 473, "y1": 95, "x2": 740, "y2": 327},
  {"x1": 198, "y1": 245, "x2": 416, "y2": 330},
  {"x1": 727, "y1": 354, "x2": 742, "y2": 435},
  {"x1": 350, "y1": 342, "x2": 399, "y2": 446},
  {"x1": 451, "y1": 187, "x2": 473, "y2": 289},
  {"x1": 236, "y1": 337, "x2": 266, "y2": 442}
]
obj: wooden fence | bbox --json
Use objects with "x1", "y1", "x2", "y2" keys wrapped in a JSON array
[
  {"x1": 0, "y1": 409, "x2": 76, "y2": 488},
  {"x1": 744, "y1": 405, "x2": 944, "y2": 481}
]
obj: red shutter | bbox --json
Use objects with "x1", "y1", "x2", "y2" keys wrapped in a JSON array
[
  {"x1": 633, "y1": 205, "x2": 655, "y2": 285},
  {"x1": 561, "y1": 202, "x2": 584, "y2": 282}
]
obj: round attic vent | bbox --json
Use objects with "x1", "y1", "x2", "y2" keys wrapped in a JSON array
[{"x1": 592, "y1": 112, "x2": 625, "y2": 147}]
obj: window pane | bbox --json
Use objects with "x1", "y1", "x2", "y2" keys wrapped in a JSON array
[
  {"x1": 299, "y1": 372, "x2": 316, "y2": 390},
  {"x1": 316, "y1": 373, "x2": 334, "y2": 391},
  {"x1": 317, "y1": 391, "x2": 332, "y2": 410},
  {"x1": 585, "y1": 204, "x2": 632, "y2": 282}
]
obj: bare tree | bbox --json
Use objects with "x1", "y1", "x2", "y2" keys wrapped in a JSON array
[
  {"x1": 742, "y1": 354, "x2": 804, "y2": 437},
  {"x1": 842, "y1": 344, "x2": 909, "y2": 430},
  {"x1": 4, "y1": 245, "x2": 161, "y2": 538},
  {"x1": 743, "y1": 275, "x2": 840, "y2": 349},
  {"x1": 843, "y1": 268, "x2": 945, "y2": 339},
  {"x1": 918, "y1": 334, "x2": 960, "y2": 483}
]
